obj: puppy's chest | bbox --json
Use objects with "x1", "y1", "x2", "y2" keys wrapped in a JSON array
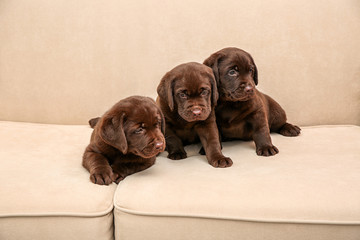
[
  {"x1": 173, "y1": 125, "x2": 200, "y2": 144},
  {"x1": 217, "y1": 105, "x2": 254, "y2": 140},
  {"x1": 217, "y1": 104, "x2": 253, "y2": 124}
]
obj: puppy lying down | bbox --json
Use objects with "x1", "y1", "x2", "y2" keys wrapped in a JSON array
[
  {"x1": 82, "y1": 96, "x2": 166, "y2": 185},
  {"x1": 204, "y1": 47, "x2": 301, "y2": 156}
]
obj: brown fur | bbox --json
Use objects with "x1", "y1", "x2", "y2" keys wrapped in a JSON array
[
  {"x1": 204, "y1": 47, "x2": 301, "y2": 156},
  {"x1": 157, "y1": 62, "x2": 232, "y2": 167},
  {"x1": 82, "y1": 96, "x2": 166, "y2": 185}
]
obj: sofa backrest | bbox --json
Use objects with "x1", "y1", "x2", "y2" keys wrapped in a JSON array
[{"x1": 1, "y1": 0, "x2": 359, "y2": 126}]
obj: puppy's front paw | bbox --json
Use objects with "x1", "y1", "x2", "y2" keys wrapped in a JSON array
[
  {"x1": 90, "y1": 168, "x2": 114, "y2": 185},
  {"x1": 256, "y1": 145, "x2": 279, "y2": 156},
  {"x1": 209, "y1": 157, "x2": 233, "y2": 168},
  {"x1": 111, "y1": 172, "x2": 126, "y2": 184},
  {"x1": 279, "y1": 123, "x2": 301, "y2": 137},
  {"x1": 168, "y1": 151, "x2": 187, "y2": 160}
]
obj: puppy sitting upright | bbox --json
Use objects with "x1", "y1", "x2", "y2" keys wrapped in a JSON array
[
  {"x1": 204, "y1": 47, "x2": 301, "y2": 156},
  {"x1": 82, "y1": 96, "x2": 166, "y2": 185},
  {"x1": 157, "y1": 62, "x2": 232, "y2": 168}
]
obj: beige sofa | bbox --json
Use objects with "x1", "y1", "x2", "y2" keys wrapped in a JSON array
[{"x1": 1, "y1": 0, "x2": 359, "y2": 239}]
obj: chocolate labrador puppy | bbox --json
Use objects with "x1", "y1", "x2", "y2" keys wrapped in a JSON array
[
  {"x1": 157, "y1": 62, "x2": 232, "y2": 168},
  {"x1": 82, "y1": 96, "x2": 166, "y2": 185},
  {"x1": 204, "y1": 47, "x2": 301, "y2": 156}
]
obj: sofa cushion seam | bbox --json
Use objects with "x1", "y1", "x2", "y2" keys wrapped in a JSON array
[{"x1": 113, "y1": 205, "x2": 360, "y2": 226}]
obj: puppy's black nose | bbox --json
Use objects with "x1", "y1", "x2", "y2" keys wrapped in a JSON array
[
  {"x1": 191, "y1": 107, "x2": 202, "y2": 116},
  {"x1": 245, "y1": 85, "x2": 254, "y2": 93},
  {"x1": 155, "y1": 141, "x2": 164, "y2": 150}
]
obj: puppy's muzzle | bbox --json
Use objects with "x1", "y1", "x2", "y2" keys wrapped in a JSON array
[
  {"x1": 139, "y1": 138, "x2": 165, "y2": 158},
  {"x1": 191, "y1": 106, "x2": 202, "y2": 116},
  {"x1": 244, "y1": 85, "x2": 254, "y2": 94},
  {"x1": 223, "y1": 84, "x2": 255, "y2": 101},
  {"x1": 155, "y1": 141, "x2": 164, "y2": 150}
]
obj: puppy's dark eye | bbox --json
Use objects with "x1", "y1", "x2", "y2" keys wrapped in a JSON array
[
  {"x1": 154, "y1": 120, "x2": 162, "y2": 128},
  {"x1": 179, "y1": 92, "x2": 188, "y2": 99},
  {"x1": 228, "y1": 69, "x2": 238, "y2": 77},
  {"x1": 200, "y1": 90, "x2": 209, "y2": 96},
  {"x1": 134, "y1": 128, "x2": 144, "y2": 134}
]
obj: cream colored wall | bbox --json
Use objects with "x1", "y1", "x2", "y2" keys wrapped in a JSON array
[{"x1": 1, "y1": 0, "x2": 359, "y2": 125}]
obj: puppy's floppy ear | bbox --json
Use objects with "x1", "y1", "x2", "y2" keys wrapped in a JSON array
[
  {"x1": 248, "y1": 54, "x2": 258, "y2": 85},
  {"x1": 98, "y1": 112, "x2": 128, "y2": 154},
  {"x1": 208, "y1": 71, "x2": 219, "y2": 106},
  {"x1": 88, "y1": 117, "x2": 100, "y2": 128},
  {"x1": 157, "y1": 71, "x2": 176, "y2": 111},
  {"x1": 158, "y1": 108, "x2": 166, "y2": 135},
  {"x1": 203, "y1": 53, "x2": 224, "y2": 84}
]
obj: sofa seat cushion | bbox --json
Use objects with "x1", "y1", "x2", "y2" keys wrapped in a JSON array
[
  {"x1": 0, "y1": 121, "x2": 116, "y2": 240},
  {"x1": 114, "y1": 125, "x2": 360, "y2": 240}
]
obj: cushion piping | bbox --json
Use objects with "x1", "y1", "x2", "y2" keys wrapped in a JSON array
[
  {"x1": 0, "y1": 202, "x2": 114, "y2": 218},
  {"x1": 114, "y1": 205, "x2": 360, "y2": 225}
]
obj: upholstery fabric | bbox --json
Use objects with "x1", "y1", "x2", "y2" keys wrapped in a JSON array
[
  {"x1": 1, "y1": 0, "x2": 359, "y2": 126},
  {"x1": 115, "y1": 211, "x2": 360, "y2": 240},
  {"x1": 114, "y1": 126, "x2": 360, "y2": 239},
  {"x1": 0, "y1": 121, "x2": 116, "y2": 240}
]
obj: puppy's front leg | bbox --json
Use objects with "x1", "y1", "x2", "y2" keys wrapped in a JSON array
[
  {"x1": 82, "y1": 146, "x2": 115, "y2": 185},
  {"x1": 252, "y1": 123, "x2": 279, "y2": 156},
  {"x1": 195, "y1": 119, "x2": 233, "y2": 168},
  {"x1": 165, "y1": 127, "x2": 187, "y2": 160},
  {"x1": 111, "y1": 157, "x2": 156, "y2": 183}
]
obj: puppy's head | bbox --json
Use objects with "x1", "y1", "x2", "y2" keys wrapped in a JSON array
[
  {"x1": 204, "y1": 47, "x2": 258, "y2": 102},
  {"x1": 96, "y1": 96, "x2": 166, "y2": 158},
  {"x1": 157, "y1": 62, "x2": 218, "y2": 122}
]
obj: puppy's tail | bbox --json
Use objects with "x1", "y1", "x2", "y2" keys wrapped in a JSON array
[{"x1": 88, "y1": 117, "x2": 101, "y2": 128}]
